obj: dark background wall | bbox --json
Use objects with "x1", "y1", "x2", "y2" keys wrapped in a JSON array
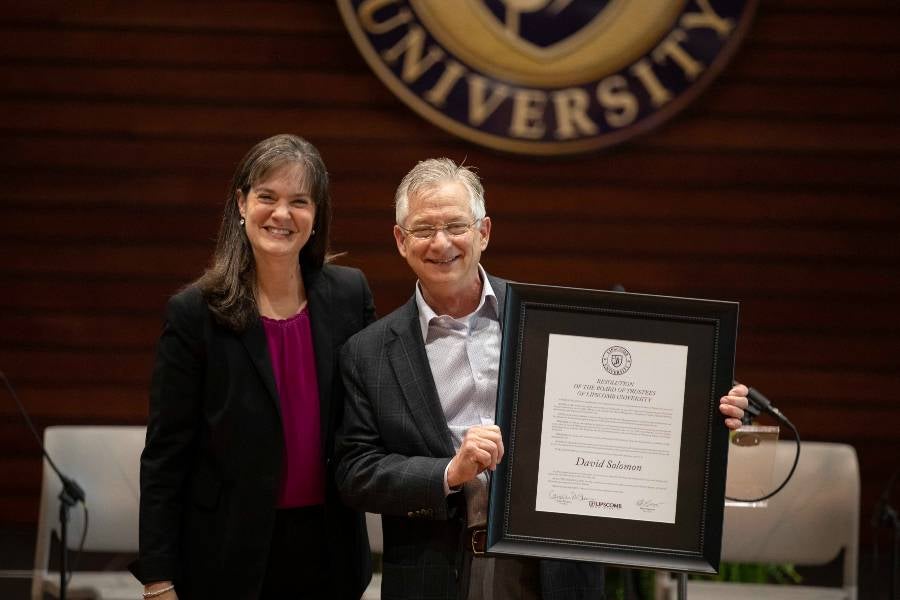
[{"x1": 1, "y1": 0, "x2": 897, "y2": 563}]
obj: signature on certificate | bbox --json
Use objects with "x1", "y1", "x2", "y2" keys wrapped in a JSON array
[
  {"x1": 548, "y1": 491, "x2": 600, "y2": 506},
  {"x1": 636, "y1": 498, "x2": 663, "y2": 513}
]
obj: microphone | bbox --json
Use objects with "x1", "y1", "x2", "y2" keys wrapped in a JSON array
[
  {"x1": 728, "y1": 383, "x2": 802, "y2": 503},
  {"x1": 743, "y1": 385, "x2": 790, "y2": 426}
]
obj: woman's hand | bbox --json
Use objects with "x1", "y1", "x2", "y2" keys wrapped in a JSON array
[{"x1": 143, "y1": 581, "x2": 178, "y2": 600}]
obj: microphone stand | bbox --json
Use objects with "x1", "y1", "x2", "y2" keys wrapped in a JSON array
[
  {"x1": 56, "y1": 474, "x2": 86, "y2": 600},
  {"x1": 1, "y1": 371, "x2": 85, "y2": 600}
]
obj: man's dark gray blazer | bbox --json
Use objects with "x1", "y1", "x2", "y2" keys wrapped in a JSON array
[{"x1": 336, "y1": 274, "x2": 604, "y2": 600}]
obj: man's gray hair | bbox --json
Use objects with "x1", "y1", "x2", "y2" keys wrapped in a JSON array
[{"x1": 394, "y1": 158, "x2": 486, "y2": 224}]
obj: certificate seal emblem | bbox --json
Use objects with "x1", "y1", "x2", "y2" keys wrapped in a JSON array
[
  {"x1": 336, "y1": 0, "x2": 758, "y2": 155},
  {"x1": 602, "y1": 346, "x2": 632, "y2": 375}
]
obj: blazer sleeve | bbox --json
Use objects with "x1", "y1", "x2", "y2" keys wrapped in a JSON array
[
  {"x1": 326, "y1": 267, "x2": 376, "y2": 453},
  {"x1": 335, "y1": 333, "x2": 453, "y2": 520},
  {"x1": 134, "y1": 290, "x2": 206, "y2": 583},
  {"x1": 358, "y1": 269, "x2": 376, "y2": 327}
]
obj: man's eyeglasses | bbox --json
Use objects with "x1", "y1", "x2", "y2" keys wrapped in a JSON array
[{"x1": 398, "y1": 219, "x2": 481, "y2": 241}]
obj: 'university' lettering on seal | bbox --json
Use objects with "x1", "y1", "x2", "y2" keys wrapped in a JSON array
[{"x1": 337, "y1": 0, "x2": 759, "y2": 155}]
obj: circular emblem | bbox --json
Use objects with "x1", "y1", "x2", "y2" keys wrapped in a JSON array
[
  {"x1": 602, "y1": 346, "x2": 632, "y2": 375},
  {"x1": 337, "y1": 0, "x2": 758, "y2": 155}
]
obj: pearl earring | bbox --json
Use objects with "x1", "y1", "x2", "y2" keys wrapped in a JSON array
[{"x1": 239, "y1": 217, "x2": 245, "y2": 226}]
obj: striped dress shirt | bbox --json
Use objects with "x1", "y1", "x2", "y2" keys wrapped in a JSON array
[{"x1": 415, "y1": 265, "x2": 501, "y2": 527}]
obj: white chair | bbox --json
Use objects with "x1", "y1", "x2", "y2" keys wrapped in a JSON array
[
  {"x1": 361, "y1": 512, "x2": 383, "y2": 600},
  {"x1": 663, "y1": 441, "x2": 860, "y2": 600},
  {"x1": 32, "y1": 426, "x2": 146, "y2": 600}
]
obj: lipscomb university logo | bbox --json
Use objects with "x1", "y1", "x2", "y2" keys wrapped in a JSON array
[
  {"x1": 602, "y1": 345, "x2": 632, "y2": 375},
  {"x1": 337, "y1": 0, "x2": 758, "y2": 155}
]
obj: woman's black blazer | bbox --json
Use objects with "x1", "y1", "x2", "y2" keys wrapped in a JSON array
[{"x1": 133, "y1": 264, "x2": 375, "y2": 599}]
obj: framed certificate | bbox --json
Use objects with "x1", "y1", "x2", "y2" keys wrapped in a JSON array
[{"x1": 487, "y1": 283, "x2": 738, "y2": 573}]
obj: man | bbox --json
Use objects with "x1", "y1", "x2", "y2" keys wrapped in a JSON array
[{"x1": 335, "y1": 158, "x2": 748, "y2": 599}]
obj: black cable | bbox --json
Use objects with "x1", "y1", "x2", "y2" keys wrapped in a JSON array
[
  {"x1": 725, "y1": 411, "x2": 801, "y2": 503},
  {"x1": 65, "y1": 505, "x2": 89, "y2": 585}
]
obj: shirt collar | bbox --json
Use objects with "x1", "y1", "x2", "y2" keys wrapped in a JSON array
[{"x1": 415, "y1": 264, "x2": 498, "y2": 341}]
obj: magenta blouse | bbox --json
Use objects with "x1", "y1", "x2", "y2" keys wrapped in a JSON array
[{"x1": 261, "y1": 307, "x2": 325, "y2": 508}]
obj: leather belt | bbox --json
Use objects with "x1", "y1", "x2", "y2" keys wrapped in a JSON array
[{"x1": 467, "y1": 528, "x2": 487, "y2": 555}]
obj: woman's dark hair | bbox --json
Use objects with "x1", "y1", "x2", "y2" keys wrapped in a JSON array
[{"x1": 195, "y1": 134, "x2": 332, "y2": 331}]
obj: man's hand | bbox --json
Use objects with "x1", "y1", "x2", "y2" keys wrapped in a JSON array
[
  {"x1": 447, "y1": 425, "x2": 504, "y2": 489},
  {"x1": 720, "y1": 383, "x2": 749, "y2": 430}
]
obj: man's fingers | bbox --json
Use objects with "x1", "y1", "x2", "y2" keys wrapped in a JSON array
[
  {"x1": 452, "y1": 424, "x2": 506, "y2": 481},
  {"x1": 729, "y1": 382, "x2": 749, "y2": 397},
  {"x1": 722, "y1": 394, "x2": 749, "y2": 410},
  {"x1": 466, "y1": 437, "x2": 500, "y2": 468},
  {"x1": 719, "y1": 402, "x2": 744, "y2": 419},
  {"x1": 472, "y1": 425, "x2": 504, "y2": 467},
  {"x1": 472, "y1": 446, "x2": 495, "y2": 471},
  {"x1": 723, "y1": 417, "x2": 743, "y2": 431},
  {"x1": 471, "y1": 424, "x2": 502, "y2": 443}
]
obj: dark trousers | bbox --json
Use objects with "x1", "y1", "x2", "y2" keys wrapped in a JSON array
[
  {"x1": 464, "y1": 554, "x2": 542, "y2": 600},
  {"x1": 260, "y1": 505, "x2": 331, "y2": 599}
]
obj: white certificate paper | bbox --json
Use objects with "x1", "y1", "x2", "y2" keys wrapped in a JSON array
[{"x1": 534, "y1": 334, "x2": 688, "y2": 523}]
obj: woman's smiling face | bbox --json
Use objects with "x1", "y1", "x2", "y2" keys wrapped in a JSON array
[{"x1": 238, "y1": 161, "x2": 316, "y2": 263}]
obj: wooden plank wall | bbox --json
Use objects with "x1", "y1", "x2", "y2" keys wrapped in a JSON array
[{"x1": 1, "y1": 0, "x2": 897, "y2": 550}]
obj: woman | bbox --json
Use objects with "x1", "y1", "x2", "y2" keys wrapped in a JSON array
[{"x1": 132, "y1": 134, "x2": 374, "y2": 599}]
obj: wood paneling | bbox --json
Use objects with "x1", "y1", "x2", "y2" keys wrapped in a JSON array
[{"x1": 1, "y1": 0, "x2": 898, "y2": 554}]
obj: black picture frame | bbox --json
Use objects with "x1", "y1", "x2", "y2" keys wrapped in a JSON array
[{"x1": 487, "y1": 283, "x2": 739, "y2": 574}]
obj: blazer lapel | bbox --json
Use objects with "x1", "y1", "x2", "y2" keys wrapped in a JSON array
[
  {"x1": 387, "y1": 298, "x2": 455, "y2": 457},
  {"x1": 487, "y1": 274, "x2": 507, "y2": 325},
  {"x1": 239, "y1": 318, "x2": 281, "y2": 416},
  {"x1": 238, "y1": 266, "x2": 336, "y2": 426},
  {"x1": 304, "y1": 268, "x2": 335, "y2": 456}
]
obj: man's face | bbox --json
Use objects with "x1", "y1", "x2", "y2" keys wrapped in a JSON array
[{"x1": 393, "y1": 180, "x2": 491, "y2": 297}]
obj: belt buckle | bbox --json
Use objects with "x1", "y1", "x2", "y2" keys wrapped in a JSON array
[{"x1": 470, "y1": 529, "x2": 486, "y2": 555}]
